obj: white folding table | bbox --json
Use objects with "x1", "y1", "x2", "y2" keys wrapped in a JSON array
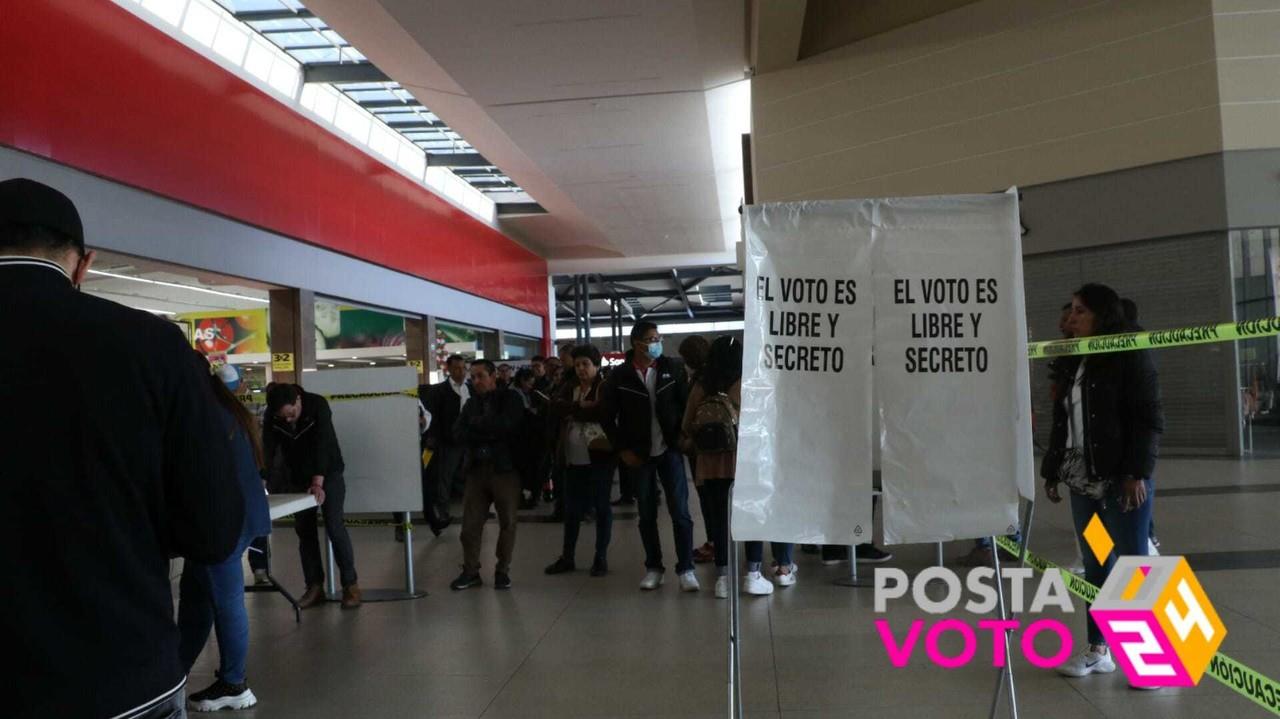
[{"x1": 244, "y1": 493, "x2": 318, "y2": 623}]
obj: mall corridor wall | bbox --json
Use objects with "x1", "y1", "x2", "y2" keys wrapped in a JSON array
[
  {"x1": 751, "y1": 0, "x2": 1223, "y2": 203},
  {"x1": 749, "y1": 0, "x2": 1262, "y2": 454}
]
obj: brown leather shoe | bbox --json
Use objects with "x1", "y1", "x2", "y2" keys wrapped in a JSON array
[
  {"x1": 341, "y1": 584, "x2": 362, "y2": 609},
  {"x1": 297, "y1": 584, "x2": 326, "y2": 609}
]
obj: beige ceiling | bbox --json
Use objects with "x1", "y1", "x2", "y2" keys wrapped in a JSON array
[{"x1": 304, "y1": 0, "x2": 749, "y2": 271}]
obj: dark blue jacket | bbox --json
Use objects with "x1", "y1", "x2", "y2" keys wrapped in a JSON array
[{"x1": 221, "y1": 408, "x2": 271, "y2": 541}]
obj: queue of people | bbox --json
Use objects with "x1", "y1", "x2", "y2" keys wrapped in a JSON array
[{"x1": 2, "y1": 178, "x2": 1166, "y2": 715}]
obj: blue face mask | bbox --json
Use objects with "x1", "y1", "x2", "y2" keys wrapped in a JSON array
[{"x1": 647, "y1": 341, "x2": 663, "y2": 359}]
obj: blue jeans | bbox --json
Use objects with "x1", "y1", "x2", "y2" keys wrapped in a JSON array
[
  {"x1": 563, "y1": 461, "x2": 615, "y2": 562},
  {"x1": 746, "y1": 541, "x2": 794, "y2": 570},
  {"x1": 1070, "y1": 479, "x2": 1153, "y2": 646},
  {"x1": 626, "y1": 449, "x2": 694, "y2": 574},
  {"x1": 178, "y1": 535, "x2": 253, "y2": 685}
]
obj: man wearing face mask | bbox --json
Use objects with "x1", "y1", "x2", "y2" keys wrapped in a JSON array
[
  {"x1": 1, "y1": 178, "x2": 243, "y2": 718},
  {"x1": 600, "y1": 321, "x2": 698, "y2": 592}
]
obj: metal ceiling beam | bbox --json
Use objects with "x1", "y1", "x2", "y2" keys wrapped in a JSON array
[
  {"x1": 496, "y1": 203, "x2": 547, "y2": 217},
  {"x1": 556, "y1": 308, "x2": 743, "y2": 326},
  {"x1": 358, "y1": 99, "x2": 424, "y2": 110},
  {"x1": 591, "y1": 274, "x2": 636, "y2": 322},
  {"x1": 383, "y1": 119, "x2": 447, "y2": 130},
  {"x1": 303, "y1": 62, "x2": 389, "y2": 84},
  {"x1": 426, "y1": 152, "x2": 491, "y2": 168},
  {"x1": 672, "y1": 270, "x2": 695, "y2": 318},
  {"x1": 598, "y1": 266, "x2": 738, "y2": 283},
  {"x1": 235, "y1": 9, "x2": 316, "y2": 22}
]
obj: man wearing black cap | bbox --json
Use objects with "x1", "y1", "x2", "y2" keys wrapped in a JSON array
[{"x1": 0, "y1": 178, "x2": 244, "y2": 718}]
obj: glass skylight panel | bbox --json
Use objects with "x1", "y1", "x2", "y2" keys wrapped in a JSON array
[
  {"x1": 182, "y1": 1, "x2": 221, "y2": 46},
  {"x1": 247, "y1": 18, "x2": 311, "y2": 31},
  {"x1": 289, "y1": 48, "x2": 340, "y2": 63},
  {"x1": 212, "y1": 21, "x2": 251, "y2": 63}
]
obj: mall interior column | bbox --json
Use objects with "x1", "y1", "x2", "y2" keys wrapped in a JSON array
[
  {"x1": 425, "y1": 316, "x2": 439, "y2": 380},
  {"x1": 268, "y1": 288, "x2": 317, "y2": 384},
  {"x1": 481, "y1": 331, "x2": 500, "y2": 361},
  {"x1": 496, "y1": 330, "x2": 507, "y2": 360},
  {"x1": 405, "y1": 317, "x2": 428, "y2": 383}
]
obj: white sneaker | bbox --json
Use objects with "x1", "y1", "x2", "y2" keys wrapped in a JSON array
[
  {"x1": 773, "y1": 563, "x2": 797, "y2": 587},
  {"x1": 1148, "y1": 539, "x2": 1160, "y2": 556},
  {"x1": 715, "y1": 575, "x2": 729, "y2": 599},
  {"x1": 639, "y1": 570, "x2": 664, "y2": 591},
  {"x1": 1056, "y1": 647, "x2": 1116, "y2": 677},
  {"x1": 743, "y1": 570, "x2": 774, "y2": 595},
  {"x1": 679, "y1": 570, "x2": 701, "y2": 592},
  {"x1": 252, "y1": 569, "x2": 270, "y2": 586}
]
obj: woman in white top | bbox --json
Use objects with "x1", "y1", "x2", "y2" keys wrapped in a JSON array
[{"x1": 544, "y1": 345, "x2": 616, "y2": 577}]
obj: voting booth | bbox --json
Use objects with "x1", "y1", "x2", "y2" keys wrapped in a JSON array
[
  {"x1": 734, "y1": 193, "x2": 1034, "y2": 546},
  {"x1": 729, "y1": 193, "x2": 1035, "y2": 719}
]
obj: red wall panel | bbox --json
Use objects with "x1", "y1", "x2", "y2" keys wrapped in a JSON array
[{"x1": 0, "y1": 0, "x2": 547, "y2": 320}]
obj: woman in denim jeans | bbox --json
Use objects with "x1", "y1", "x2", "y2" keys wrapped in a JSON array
[
  {"x1": 178, "y1": 364, "x2": 272, "y2": 712},
  {"x1": 544, "y1": 345, "x2": 616, "y2": 577},
  {"x1": 1040, "y1": 283, "x2": 1163, "y2": 685},
  {"x1": 683, "y1": 336, "x2": 796, "y2": 599}
]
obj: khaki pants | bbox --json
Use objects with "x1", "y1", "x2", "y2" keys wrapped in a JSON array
[{"x1": 461, "y1": 461, "x2": 521, "y2": 574}]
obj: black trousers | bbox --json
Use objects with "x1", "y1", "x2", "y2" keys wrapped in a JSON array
[{"x1": 295, "y1": 472, "x2": 358, "y2": 587}]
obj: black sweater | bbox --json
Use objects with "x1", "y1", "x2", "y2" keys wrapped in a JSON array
[
  {"x1": 1, "y1": 258, "x2": 243, "y2": 718},
  {"x1": 264, "y1": 390, "x2": 345, "y2": 487},
  {"x1": 453, "y1": 387, "x2": 525, "y2": 473}
]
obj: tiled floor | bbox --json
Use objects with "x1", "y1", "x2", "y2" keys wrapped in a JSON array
[{"x1": 185, "y1": 458, "x2": 1280, "y2": 717}]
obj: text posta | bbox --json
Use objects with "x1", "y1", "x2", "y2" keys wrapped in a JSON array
[{"x1": 874, "y1": 567, "x2": 1075, "y2": 669}]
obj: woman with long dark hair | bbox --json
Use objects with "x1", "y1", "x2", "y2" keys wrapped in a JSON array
[
  {"x1": 678, "y1": 335, "x2": 716, "y2": 564},
  {"x1": 178, "y1": 362, "x2": 272, "y2": 712},
  {"x1": 683, "y1": 336, "x2": 796, "y2": 599},
  {"x1": 1042, "y1": 283, "x2": 1163, "y2": 682},
  {"x1": 544, "y1": 345, "x2": 616, "y2": 576}
]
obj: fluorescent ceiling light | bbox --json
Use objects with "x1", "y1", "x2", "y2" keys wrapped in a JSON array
[
  {"x1": 87, "y1": 270, "x2": 269, "y2": 304},
  {"x1": 129, "y1": 306, "x2": 176, "y2": 316}
]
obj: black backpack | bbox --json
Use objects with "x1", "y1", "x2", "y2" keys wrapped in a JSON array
[{"x1": 690, "y1": 392, "x2": 739, "y2": 453}]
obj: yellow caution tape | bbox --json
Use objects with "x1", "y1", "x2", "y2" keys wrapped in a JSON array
[
  {"x1": 994, "y1": 536, "x2": 1280, "y2": 715},
  {"x1": 1027, "y1": 317, "x2": 1280, "y2": 359},
  {"x1": 319, "y1": 388, "x2": 419, "y2": 402}
]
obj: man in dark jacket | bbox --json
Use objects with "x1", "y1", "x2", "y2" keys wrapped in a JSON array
[
  {"x1": 0, "y1": 178, "x2": 243, "y2": 719},
  {"x1": 265, "y1": 383, "x2": 361, "y2": 609},
  {"x1": 422, "y1": 353, "x2": 470, "y2": 532},
  {"x1": 600, "y1": 321, "x2": 698, "y2": 592},
  {"x1": 450, "y1": 360, "x2": 526, "y2": 591}
]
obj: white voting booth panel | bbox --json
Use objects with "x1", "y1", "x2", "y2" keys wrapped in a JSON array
[
  {"x1": 301, "y1": 366, "x2": 421, "y2": 514},
  {"x1": 875, "y1": 194, "x2": 1034, "y2": 545},
  {"x1": 734, "y1": 194, "x2": 1032, "y2": 548},
  {"x1": 734, "y1": 202, "x2": 875, "y2": 546}
]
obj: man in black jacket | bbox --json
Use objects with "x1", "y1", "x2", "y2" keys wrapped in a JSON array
[
  {"x1": 600, "y1": 321, "x2": 698, "y2": 592},
  {"x1": 450, "y1": 360, "x2": 526, "y2": 591},
  {"x1": 422, "y1": 353, "x2": 470, "y2": 532},
  {"x1": 1, "y1": 178, "x2": 243, "y2": 719},
  {"x1": 265, "y1": 383, "x2": 362, "y2": 609}
]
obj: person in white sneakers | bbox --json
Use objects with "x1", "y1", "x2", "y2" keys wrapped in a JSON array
[
  {"x1": 599, "y1": 322, "x2": 699, "y2": 592},
  {"x1": 680, "y1": 337, "x2": 796, "y2": 599},
  {"x1": 1041, "y1": 284, "x2": 1163, "y2": 682}
]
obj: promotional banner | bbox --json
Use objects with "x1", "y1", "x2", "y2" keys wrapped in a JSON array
[
  {"x1": 874, "y1": 193, "x2": 1034, "y2": 544},
  {"x1": 733, "y1": 202, "x2": 875, "y2": 545},
  {"x1": 178, "y1": 309, "x2": 270, "y2": 356}
]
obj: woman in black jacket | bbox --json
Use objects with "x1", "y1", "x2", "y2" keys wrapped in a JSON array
[{"x1": 1042, "y1": 283, "x2": 1164, "y2": 681}]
